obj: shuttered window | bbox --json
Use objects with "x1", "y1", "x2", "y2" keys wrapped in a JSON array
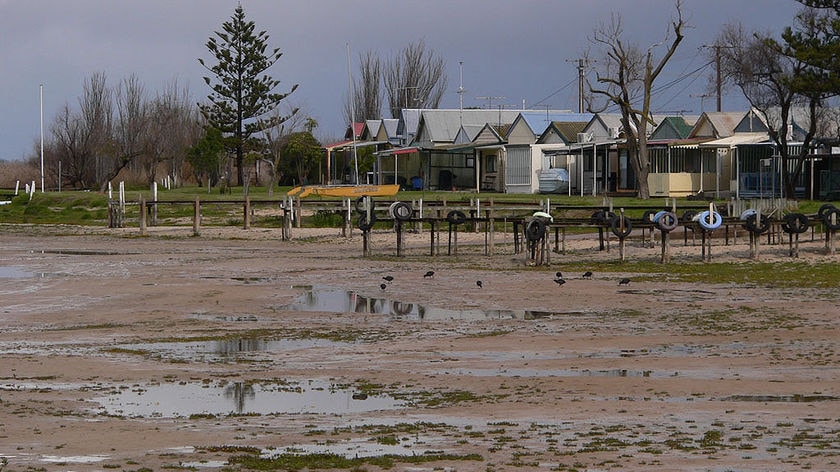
[{"x1": 506, "y1": 146, "x2": 531, "y2": 185}]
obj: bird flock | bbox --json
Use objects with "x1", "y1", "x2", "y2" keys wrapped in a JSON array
[{"x1": 376, "y1": 269, "x2": 632, "y2": 292}]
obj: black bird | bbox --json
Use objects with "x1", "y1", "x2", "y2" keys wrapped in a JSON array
[
  {"x1": 476, "y1": 280, "x2": 483, "y2": 288},
  {"x1": 382, "y1": 275, "x2": 394, "y2": 283},
  {"x1": 380, "y1": 283, "x2": 387, "y2": 290},
  {"x1": 553, "y1": 278, "x2": 566, "y2": 286},
  {"x1": 618, "y1": 278, "x2": 631, "y2": 286},
  {"x1": 582, "y1": 271, "x2": 593, "y2": 279},
  {"x1": 423, "y1": 270, "x2": 435, "y2": 279},
  {"x1": 555, "y1": 271, "x2": 563, "y2": 279}
]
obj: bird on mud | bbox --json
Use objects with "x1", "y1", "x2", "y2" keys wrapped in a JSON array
[
  {"x1": 555, "y1": 271, "x2": 563, "y2": 279},
  {"x1": 423, "y1": 270, "x2": 435, "y2": 279},
  {"x1": 553, "y1": 278, "x2": 566, "y2": 287},
  {"x1": 382, "y1": 275, "x2": 394, "y2": 283},
  {"x1": 582, "y1": 271, "x2": 593, "y2": 279},
  {"x1": 380, "y1": 283, "x2": 387, "y2": 290},
  {"x1": 618, "y1": 278, "x2": 631, "y2": 286},
  {"x1": 476, "y1": 280, "x2": 483, "y2": 288}
]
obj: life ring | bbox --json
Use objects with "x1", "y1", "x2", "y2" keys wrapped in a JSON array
[
  {"x1": 817, "y1": 203, "x2": 837, "y2": 218},
  {"x1": 610, "y1": 215, "x2": 633, "y2": 238},
  {"x1": 697, "y1": 210, "x2": 722, "y2": 231},
  {"x1": 744, "y1": 214, "x2": 771, "y2": 234},
  {"x1": 823, "y1": 208, "x2": 840, "y2": 230},
  {"x1": 446, "y1": 210, "x2": 467, "y2": 225},
  {"x1": 782, "y1": 213, "x2": 809, "y2": 234},
  {"x1": 525, "y1": 218, "x2": 547, "y2": 241},
  {"x1": 355, "y1": 196, "x2": 374, "y2": 214},
  {"x1": 357, "y1": 212, "x2": 377, "y2": 231},
  {"x1": 740, "y1": 209, "x2": 757, "y2": 221},
  {"x1": 390, "y1": 201, "x2": 413, "y2": 221},
  {"x1": 656, "y1": 211, "x2": 679, "y2": 232}
]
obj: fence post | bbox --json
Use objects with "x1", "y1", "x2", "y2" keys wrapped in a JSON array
[
  {"x1": 139, "y1": 197, "x2": 147, "y2": 236},
  {"x1": 193, "y1": 196, "x2": 201, "y2": 237},
  {"x1": 243, "y1": 196, "x2": 251, "y2": 230}
]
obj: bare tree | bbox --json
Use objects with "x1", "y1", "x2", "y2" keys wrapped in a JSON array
[
  {"x1": 99, "y1": 74, "x2": 148, "y2": 192},
  {"x1": 79, "y1": 72, "x2": 114, "y2": 188},
  {"x1": 262, "y1": 104, "x2": 310, "y2": 195},
  {"x1": 344, "y1": 50, "x2": 383, "y2": 124},
  {"x1": 587, "y1": 3, "x2": 685, "y2": 199},
  {"x1": 143, "y1": 79, "x2": 201, "y2": 187},
  {"x1": 384, "y1": 39, "x2": 447, "y2": 119},
  {"x1": 713, "y1": 11, "x2": 827, "y2": 198},
  {"x1": 50, "y1": 103, "x2": 92, "y2": 189}
]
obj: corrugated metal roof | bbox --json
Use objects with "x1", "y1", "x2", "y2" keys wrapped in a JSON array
[
  {"x1": 698, "y1": 132, "x2": 769, "y2": 147},
  {"x1": 517, "y1": 112, "x2": 594, "y2": 135}
]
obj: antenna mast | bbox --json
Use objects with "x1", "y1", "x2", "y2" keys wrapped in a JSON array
[{"x1": 458, "y1": 61, "x2": 465, "y2": 126}]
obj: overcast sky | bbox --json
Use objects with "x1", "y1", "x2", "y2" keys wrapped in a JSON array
[{"x1": 1, "y1": 0, "x2": 803, "y2": 161}]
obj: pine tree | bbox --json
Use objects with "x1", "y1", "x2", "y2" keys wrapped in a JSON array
[{"x1": 198, "y1": 5, "x2": 298, "y2": 186}]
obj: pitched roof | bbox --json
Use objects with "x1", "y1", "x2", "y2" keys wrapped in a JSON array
[
  {"x1": 649, "y1": 116, "x2": 697, "y2": 141},
  {"x1": 536, "y1": 121, "x2": 589, "y2": 144},
  {"x1": 414, "y1": 109, "x2": 526, "y2": 144},
  {"x1": 515, "y1": 112, "x2": 594, "y2": 136},
  {"x1": 690, "y1": 112, "x2": 744, "y2": 138}
]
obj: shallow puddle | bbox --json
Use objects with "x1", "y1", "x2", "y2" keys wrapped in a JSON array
[
  {"x1": 0, "y1": 266, "x2": 34, "y2": 278},
  {"x1": 115, "y1": 337, "x2": 347, "y2": 361},
  {"x1": 283, "y1": 285, "x2": 568, "y2": 320},
  {"x1": 721, "y1": 394, "x2": 840, "y2": 402},
  {"x1": 91, "y1": 379, "x2": 404, "y2": 417}
]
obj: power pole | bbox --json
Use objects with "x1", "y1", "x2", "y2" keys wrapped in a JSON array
[{"x1": 565, "y1": 58, "x2": 587, "y2": 113}]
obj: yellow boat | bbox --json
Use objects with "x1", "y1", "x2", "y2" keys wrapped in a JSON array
[{"x1": 287, "y1": 184, "x2": 400, "y2": 198}]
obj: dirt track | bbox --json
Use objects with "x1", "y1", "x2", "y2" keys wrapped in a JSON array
[{"x1": 1, "y1": 223, "x2": 839, "y2": 471}]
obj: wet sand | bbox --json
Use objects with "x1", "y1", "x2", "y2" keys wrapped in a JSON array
[{"x1": 1, "y1": 224, "x2": 839, "y2": 471}]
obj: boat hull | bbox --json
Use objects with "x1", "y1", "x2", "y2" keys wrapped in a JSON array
[{"x1": 287, "y1": 184, "x2": 400, "y2": 198}]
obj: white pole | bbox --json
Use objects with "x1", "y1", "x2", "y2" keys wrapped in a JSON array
[{"x1": 40, "y1": 84, "x2": 45, "y2": 192}]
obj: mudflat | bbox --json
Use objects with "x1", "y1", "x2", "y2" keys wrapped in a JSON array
[{"x1": 1, "y1": 223, "x2": 838, "y2": 471}]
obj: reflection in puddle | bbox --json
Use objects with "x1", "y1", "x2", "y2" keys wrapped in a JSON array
[
  {"x1": 115, "y1": 337, "x2": 347, "y2": 361},
  {"x1": 91, "y1": 380, "x2": 404, "y2": 417},
  {"x1": 283, "y1": 286, "x2": 565, "y2": 320}
]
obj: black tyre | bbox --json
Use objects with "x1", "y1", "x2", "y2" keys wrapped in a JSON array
[
  {"x1": 823, "y1": 208, "x2": 840, "y2": 230},
  {"x1": 610, "y1": 215, "x2": 633, "y2": 238},
  {"x1": 446, "y1": 210, "x2": 467, "y2": 225},
  {"x1": 681, "y1": 210, "x2": 697, "y2": 223},
  {"x1": 357, "y1": 212, "x2": 376, "y2": 231},
  {"x1": 745, "y1": 214, "x2": 771, "y2": 234},
  {"x1": 656, "y1": 211, "x2": 679, "y2": 232},
  {"x1": 817, "y1": 203, "x2": 837, "y2": 218},
  {"x1": 355, "y1": 196, "x2": 374, "y2": 214},
  {"x1": 391, "y1": 201, "x2": 413, "y2": 221},
  {"x1": 525, "y1": 218, "x2": 547, "y2": 241},
  {"x1": 782, "y1": 213, "x2": 809, "y2": 234}
]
